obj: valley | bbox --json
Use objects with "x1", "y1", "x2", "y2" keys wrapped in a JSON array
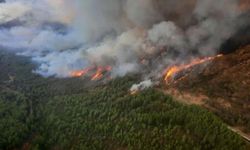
[{"x1": 0, "y1": 47, "x2": 249, "y2": 149}]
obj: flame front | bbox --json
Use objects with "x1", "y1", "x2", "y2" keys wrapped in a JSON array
[
  {"x1": 164, "y1": 66, "x2": 179, "y2": 81},
  {"x1": 164, "y1": 54, "x2": 222, "y2": 81},
  {"x1": 70, "y1": 67, "x2": 93, "y2": 77},
  {"x1": 71, "y1": 66, "x2": 112, "y2": 81},
  {"x1": 91, "y1": 67, "x2": 104, "y2": 81}
]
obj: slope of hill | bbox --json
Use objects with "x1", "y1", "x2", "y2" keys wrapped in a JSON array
[
  {"x1": 164, "y1": 45, "x2": 250, "y2": 140},
  {"x1": 0, "y1": 51, "x2": 247, "y2": 149}
]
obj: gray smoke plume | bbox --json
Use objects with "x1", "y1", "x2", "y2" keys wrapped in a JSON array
[{"x1": 0, "y1": 0, "x2": 249, "y2": 78}]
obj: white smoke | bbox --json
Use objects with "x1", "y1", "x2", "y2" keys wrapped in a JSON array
[
  {"x1": 0, "y1": 1, "x2": 30, "y2": 23},
  {"x1": 130, "y1": 80, "x2": 153, "y2": 93},
  {"x1": 148, "y1": 21, "x2": 187, "y2": 49},
  {"x1": 0, "y1": 0, "x2": 248, "y2": 78}
]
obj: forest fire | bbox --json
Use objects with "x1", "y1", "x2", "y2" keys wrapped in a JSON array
[
  {"x1": 70, "y1": 66, "x2": 112, "y2": 81},
  {"x1": 164, "y1": 54, "x2": 223, "y2": 82},
  {"x1": 91, "y1": 66, "x2": 112, "y2": 80},
  {"x1": 91, "y1": 67, "x2": 103, "y2": 81},
  {"x1": 70, "y1": 66, "x2": 94, "y2": 77}
]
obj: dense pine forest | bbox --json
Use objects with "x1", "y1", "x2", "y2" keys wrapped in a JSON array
[{"x1": 0, "y1": 51, "x2": 246, "y2": 149}]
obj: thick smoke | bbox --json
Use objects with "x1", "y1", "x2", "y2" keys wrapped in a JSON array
[{"x1": 0, "y1": 0, "x2": 249, "y2": 78}]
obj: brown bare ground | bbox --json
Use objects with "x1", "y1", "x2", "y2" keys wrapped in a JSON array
[{"x1": 162, "y1": 45, "x2": 250, "y2": 142}]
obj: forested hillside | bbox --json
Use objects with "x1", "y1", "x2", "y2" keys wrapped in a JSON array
[{"x1": 0, "y1": 51, "x2": 246, "y2": 149}]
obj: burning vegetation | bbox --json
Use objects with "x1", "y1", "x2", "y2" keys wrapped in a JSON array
[
  {"x1": 0, "y1": 0, "x2": 250, "y2": 149},
  {"x1": 129, "y1": 53, "x2": 224, "y2": 95},
  {"x1": 0, "y1": 50, "x2": 248, "y2": 150},
  {"x1": 70, "y1": 66, "x2": 112, "y2": 81},
  {"x1": 163, "y1": 45, "x2": 250, "y2": 140},
  {"x1": 163, "y1": 54, "x2": 223, "y2": 82}
]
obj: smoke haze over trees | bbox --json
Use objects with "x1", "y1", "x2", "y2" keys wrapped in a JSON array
[{"x1": 0, "y1": 0, "x2": 249, "y2": 78}]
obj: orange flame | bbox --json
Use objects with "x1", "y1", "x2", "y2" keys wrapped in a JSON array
[
  {"x1": 70, "y1": 67, "x2": 93, "y2": 77},
  {"x1": 91, "y1": 67, "x2": 104, "y2": 80},
  {"x1": 71, "y1": 66, "x2": 112, "y2": 81},
  {"x1": 164, "y1": 66, "x2": 180, "y2": 81},
  {"x1": 164, "y1": 54, "x2": 222, "y2": 81}
]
